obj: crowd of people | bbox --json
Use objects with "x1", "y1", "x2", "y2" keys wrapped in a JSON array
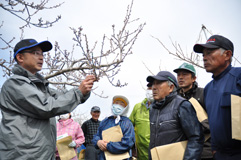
[{"x1": 0, "y1": 34, "x2": 240, "y2": 160}]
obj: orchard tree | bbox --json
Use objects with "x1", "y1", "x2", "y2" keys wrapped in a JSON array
[{"x1": 0, "y1": 0, "x2": 145, "y2": 98}]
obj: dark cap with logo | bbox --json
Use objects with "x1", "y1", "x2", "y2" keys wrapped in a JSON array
[
  {"x1": 146, "y1": 71, "x2": 178, "y2": 87},
  {"x1": 193, "y1": 35, "x2": 234, "y2": 55},
  {"x1": 14, "y1": 39, "x2": 52, "y2": 60},
  {"x1": 91, "y1": 106, "x2": 100, "y2": 112}
]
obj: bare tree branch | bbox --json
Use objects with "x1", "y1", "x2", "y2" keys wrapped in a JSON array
[
  {"x1": 0, "y1": 0, "x2": 145, "y2": 95},
  {"x1": 0, "y1": 0, "x2": 63, "y2": 29},
  {"x1": 152, "y1": 24, "x2": 240, "y2": 68}
]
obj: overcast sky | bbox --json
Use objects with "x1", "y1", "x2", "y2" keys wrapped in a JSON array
[{"x1": 1, "y1": 0, "x2": 241, "y2": 120}]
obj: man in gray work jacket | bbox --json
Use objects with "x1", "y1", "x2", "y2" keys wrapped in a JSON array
[{"x1": 0, "y1": 39, "x2": 96, "y2": 160}]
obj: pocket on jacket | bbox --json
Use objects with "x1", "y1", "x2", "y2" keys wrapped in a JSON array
[
  {"x1": 158, "y1": 120, "x2": 179, "y2": 132},
  {"x1": 220, "y1": 92, "x2": 231, "y2": 108}
]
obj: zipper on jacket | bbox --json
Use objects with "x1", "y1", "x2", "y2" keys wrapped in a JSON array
[
  {"x1": 155, "y1": 109, "x2": 160, "y2": 147},
  {"x1": 159, "y1": 119, "x2": 176, "y2": 125}
]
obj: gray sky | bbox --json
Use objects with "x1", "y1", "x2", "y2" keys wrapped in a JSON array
[{"x1": 1, "y1": 0, "x2": 241, "y2": 120}]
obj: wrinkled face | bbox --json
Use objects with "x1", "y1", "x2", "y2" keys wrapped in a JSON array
[
  {"x1": 177, "y1": 70, "x2": 196, "y2": 90},
  {"x1": 91, "y1": 111, "x2": 100, "y2": 121},
  {"x1": 152, "y1": 80, "x2": 173, "y2": 101},
  {"x1": 16, "y1": 46, "x2": 44, "y2": 74},
  {"x1": 114, "y1": 100, "x2": 126, "y2": 108},
  {"x1": 203, "y1": 48, "x2": 231, "y2": 76}
]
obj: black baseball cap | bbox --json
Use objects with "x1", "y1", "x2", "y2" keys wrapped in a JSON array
[
  {"x1": 147, "y1": 71, "x2": 178, "y2": 87},
  {"x1": 193, "y1": 35, "x2": 234, "y2": 55},
  {"x1": 14, "y1": 39, "x2": 52, "y2": 59},
  {"x1": 91, "y1": 106, "x2": 100, "y2": 112}
]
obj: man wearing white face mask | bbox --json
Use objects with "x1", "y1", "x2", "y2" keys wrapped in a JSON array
[
  {"x1": 56, "y1": 113, "x2": 85, "y2": 160},
  {"x1": 92, "y1": 95, "x2": 135, "y2": 160},
  {"x1": 129, "y1": 83, "x2": 153, "y2": 160}
]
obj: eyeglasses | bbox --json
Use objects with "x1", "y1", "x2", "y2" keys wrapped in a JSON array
[{"x1": 20, "y1": 50, "x2": 44, "y2": 56}]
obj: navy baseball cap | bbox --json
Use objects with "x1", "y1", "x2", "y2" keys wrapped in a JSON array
[
  {"x1": 147, "y1": 71, "x2": 178, "y2": 87},
  {"x1": 14, "y1": 39, "x2": 52, "y2": 59},
  {"x1": 193, "y1": 35, "x2": 234, "y2": 55}
]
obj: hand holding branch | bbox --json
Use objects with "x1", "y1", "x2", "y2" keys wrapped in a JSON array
[{"x1": 79, "y1": 75, "x2": 96, "y2": 96}]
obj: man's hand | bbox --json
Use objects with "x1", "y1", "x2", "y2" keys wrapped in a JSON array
[
  {"x1": 212, "y1": 150, "x2": 216, "y2": 156},
  {"x1": 79, "y1": 75, "x2": 96, "y2": 96},
  {"x1": 97, "y1": 140, "x2": 109, "y2": 151}
]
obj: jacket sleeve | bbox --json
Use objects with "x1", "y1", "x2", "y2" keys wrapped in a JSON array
[
  {"x1": 106, "y1": 118, "x2": 135, "y2": 154},
  {"x1": 74, "y1": 124, "x2": 85, "y2": 148},
  {"x1": 201, "y1": 119, "x2": 210, "y2": 134},
  {"x1": 81, "y1": 121, "x2": 88, "y2": 146},
  {"x1": 81, "y1": 121, "x2": 87, "y2": 136},
  {"x1": 92, "y1": 120, "x2": 104, "y2": 148},
  {"x1": 0, "y1": 78, "x2": 90, "y2": 119},
  {"x1": 178, "y1": 101, "x2": 204, "y2": 160},
  {"x1": 129, "y1": 105, "x2": 137, "y2": 125}
]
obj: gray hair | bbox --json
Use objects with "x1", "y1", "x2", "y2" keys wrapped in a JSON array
[
  {"x1": 220, "y1": 48, "x2": 232, "y2": 63},
  {"x1": 167, "y1": 81, "x2": 177, "y2": 92}
]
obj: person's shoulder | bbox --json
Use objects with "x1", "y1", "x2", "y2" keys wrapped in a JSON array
[
  {"x1": 2, "y1": 74, "x2": 28, "y2": 85},
  {"x1": 230, "y1": 67, "x2": 241, "y2": 76},
  {"x1": 121, "y1": 116, "x2": 132, "y2": 123},
  {"x1": 134, "y1": 101, "x2": 143, "y2": 107},
  {"x1": 100, "y1": 117, "x2": 109, "y2": 123},
  {"x1": 11, "y1": 74, "x2": 30, "y2": 82},
  {"x1": 120, "y1": 117, "x2": 134, "y2": 129},
  {"x1": 204, "y1": 80, "x2": 213, "y2": 90},
  {"x1": 180, "y1": 100, "x2": 192, "y2": 106},
  {"x1": 196, "y1": 87, "x2": 204, "y2": 92},
  {"x1": 175, "y1": 94, "x2": 186, "y2": 101},
  {"x1": 121, "y1": 116, "x2": 129, "y2": 120},
  {"x1": 134, "y1": 98, "x2": 147, "y2": 108},
  {"x1": 72, "y1": 119, "x2": 81, "y2": 125},
  {"x1": 179, "y1": 100, "x2": 195, "y2": 113},
  {"x1": 82, "y1": 118, "x2": 91, "y2": 124}
]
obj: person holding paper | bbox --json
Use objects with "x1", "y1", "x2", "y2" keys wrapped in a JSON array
[
  {"x1": 0, "y1": 39, "x2": 95, "y2": 160},
  {"x1": 81, "y1": 106, "x2": 101, "y2": 160},
  {"x1": 129, "y1": 82, "x2": 153, "y2": 160},
  {"x1": 193, "y1": 35, "x2": 241, "y2": 159},
  {"x1": 92, "y1": 95, "x2": 135, "y2": 160},
  {"x1": 56, "y1": 113, "x2": 85, "y2": 160},
  {"x1": 147, "y1": 71, "x2": 204, "y2": 160},
  {"x1": 174, "y1": 62, "x2": 212, "y2": 159}
]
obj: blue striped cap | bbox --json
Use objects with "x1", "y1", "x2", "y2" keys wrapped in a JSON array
[{"x1": 14, "y1": 39, "x2": 52, "y2": 59}]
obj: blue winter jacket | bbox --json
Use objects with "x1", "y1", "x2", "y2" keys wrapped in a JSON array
[
  {"x1": 92, "y1": 116, "x2": 135, "y2": 160},
  {"x1": 204, "y1": 65, "x2": 241, "y2": 153}
]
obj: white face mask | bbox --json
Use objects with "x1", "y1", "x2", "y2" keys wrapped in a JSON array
[
  {"x1": 111, "y1": 104, "x2": 126, "y2": 116},
  {"x1": 146, "y1": 89, "x2": 154, "y2": 102},
  {"x1": 59, "y1": 113, "x2": 70, "y2": 120}
]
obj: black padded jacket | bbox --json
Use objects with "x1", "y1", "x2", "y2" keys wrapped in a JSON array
[{"x1": 149, "y1": 92, "x2": 204, "y2": 160}]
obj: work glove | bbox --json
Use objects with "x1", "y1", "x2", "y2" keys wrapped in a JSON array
[{"x1": 68, "y1": 141, "x2": 76, "y2": 148}]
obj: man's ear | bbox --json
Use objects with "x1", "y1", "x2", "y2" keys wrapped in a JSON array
[
  {"x1": 192, "y1": 76, "x2": 197, "y2": 82},
  {"x1": 224, "y1": 50, "x2": 232, "y2": 61},
  {"x1": 169, "y1": 84, "x2": 174, "y2": 93},
  {"x1": 16, "y1": 53, "x2": 24, "y2": 63}
]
